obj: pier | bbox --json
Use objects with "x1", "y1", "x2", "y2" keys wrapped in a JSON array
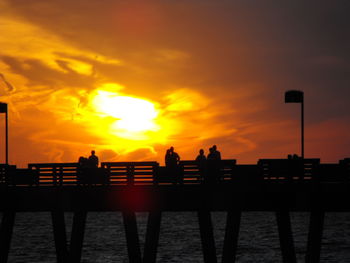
[{"x1": 0, "y1": 158, "x2": 350, "y2": 262}]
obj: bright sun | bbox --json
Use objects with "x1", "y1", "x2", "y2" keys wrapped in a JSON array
[{"x1": 92, "y1": 90, "x2": 159, "y2": 133}]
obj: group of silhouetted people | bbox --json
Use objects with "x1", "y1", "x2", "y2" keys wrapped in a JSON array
[
  {"x1": 76, "y1": 146, "x2": 223, "y2": 185},
  {"x1": 78, "y1": 150, "x2": 99, "y2": 168},
  {"x1": 164, "y1": 145, "x2": 222, "y2": 184},
  {"x1": 197, "y1": 145, "x2": 222, "y2": 183},
  {"x1": 196, "y1": 145, "x2": 221, "y2": 162},
  {"x1": 165, "y1": 146, "x2": 180, "y2": 168},
  {"x1": 77, "y1": 150, "x2": 100, "y2": 185},
  {"x1": 164, "y1": 147, "x2": 182, "y2": 184}
]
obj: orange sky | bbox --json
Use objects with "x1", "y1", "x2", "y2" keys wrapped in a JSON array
[{"x1": 0, "y1": 1, "x2": 349, "y2": 167}]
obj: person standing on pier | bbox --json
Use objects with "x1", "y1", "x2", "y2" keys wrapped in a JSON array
[
  {"x1": 165, "y1": 147, "x2": 181, "y2": 184},
  {"x1": 89, "y1": 150, "x2": 99, "y2": 167},
  {"x1": 165, "y1": 149, "x2": 171, "y2": 167},
  {"x1": 196, "y1": 149, "x2": 207, "y2": 181},
  {"x1": 212, "y1": 145, "x2": 221, "y2": 160},
  {"x1": 196, "y1": 149, "x2": 206, "y2": 163},
  {"x1": 169, "y1": 147, "x2": 180, "y2": 166},
  {"x1": 207, "y1": 145, "x2": 221, "y2": 183}
]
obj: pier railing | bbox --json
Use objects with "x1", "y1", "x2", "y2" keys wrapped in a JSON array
[
  {"x1": 258, "y1": 158, "x2": 320, "y2": 181},
  {"x1": 1, "y1": 158, "x2": 350, "y2": 186},
  {"x1": 101, "y1": 161, "x2": 159, "y2": 185}
]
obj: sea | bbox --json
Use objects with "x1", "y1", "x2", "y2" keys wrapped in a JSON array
[{"x1": 5, "y1": 212, "x2": 350, "y2": 262}]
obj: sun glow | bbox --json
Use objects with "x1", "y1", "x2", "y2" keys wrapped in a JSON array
[{"x1": 92, "y1": 90, "x2": 159, "y2": 134}]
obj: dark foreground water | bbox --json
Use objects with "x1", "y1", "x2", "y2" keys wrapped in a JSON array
[{"x1": 4, "y1": 212, "x2": 350, "y2": 262}]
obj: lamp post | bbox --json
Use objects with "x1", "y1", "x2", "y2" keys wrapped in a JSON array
[
  {"x1": 0, "y1": 102, "x2": 8, "y2": 164},
  {"x1": 285, "y1": 90, "x2": 304, "y2": 159}
]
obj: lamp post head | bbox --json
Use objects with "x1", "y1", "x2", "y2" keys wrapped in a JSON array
[
  {"x1": 285, "y1": 90, "x2": 303, "y2": 103},
  {"x1": 0, "y1": 102, "x2": 7, "y2": 113}
]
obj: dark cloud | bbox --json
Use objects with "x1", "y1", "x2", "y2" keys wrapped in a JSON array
[
  {"x1": 0, "y1": 72, "x2": 15, "y2": 92},
  {"x1": 1, "y1": 55, "x2": 95, "y2": 88}
]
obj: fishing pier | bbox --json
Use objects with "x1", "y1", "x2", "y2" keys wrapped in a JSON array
[{"x1": 0, "y1": 158, "x2": 350, "y2": 263}]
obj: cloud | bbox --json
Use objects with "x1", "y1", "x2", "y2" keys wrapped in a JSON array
[
  {"x1": 0, "y1": 72, "x2": 15, "y2": 96},
  {"x1": 0, "y1": 0, "x2": 349, "y2": 165}
]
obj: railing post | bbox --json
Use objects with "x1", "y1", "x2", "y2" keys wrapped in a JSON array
[
  {"x1": 127, "y1": 165, "x2": 135, "y2": 186},
  {"x1": 53, "y1": 166, "x2": 57, "y2": 186},
  {"x1": 59, "y1": 167, "x2": 63, "y2": 186},
  {"x1": 152, "y1": 164, "x2": 159, "y2": 186}
]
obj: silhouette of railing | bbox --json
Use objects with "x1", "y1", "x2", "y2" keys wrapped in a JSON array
[
  {"x1": 1, "y1": 158, "x2": 349, "y2": 187},
  {"x1": 101, "y1": 161, "x2": 159, "y2": 185},
  {"x1": 179, "y1": 159, "x2": 236, "y2": 183},
  {"x1": 28, "y1": 163, "x2": 79, "y2": 186},
  {"x1": 258, "y1": 158, "x2": 320, "y2": 181},
  {"x1": 0, "y1": 164, "x2": 9, "y2": 184}
]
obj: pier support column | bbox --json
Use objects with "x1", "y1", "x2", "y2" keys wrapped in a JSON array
[
  {"x1": 122, "y1": 211, "x2": 142, "y2": 263},
  {"x1": 222, "y1": 210, "x2": 241, "y2": 263},
  {"x1": 51, "y1": 210, "x2": 68, "y2": 263},
  {"x1": 68, "y1": 211, "x2": 87, "y2": 263},
  {"x1": 305, "y1": 211, "x2": 325, "y2": 263},
  {"x1": 198, "y1": 210, "x2": 217, "y2": 263},
  {"x1": 143, "y1": 211, "x2": 162, "y2": 263},
  {"x1": 276, "y1": 211, "x2": 296, "y2": 263},
  {"x1": 0, "y1": 211, "x2": 15, "y2": 263}
]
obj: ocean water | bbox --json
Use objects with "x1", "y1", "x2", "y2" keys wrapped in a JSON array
[{"x1": 4, "y1": 212, "x2": 350, "y2": 262}]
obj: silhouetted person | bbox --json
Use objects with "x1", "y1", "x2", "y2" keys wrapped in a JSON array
[
  {"x1": 165, "y1": 149, "x2": 171, "y2": 167},
  {"x1": 207, "y1": 146, "x2": 221, "y2": 183},
  {"x1": 196, "y1": 149, "x2": 207, "y2": 180},
  {"x1": 207, "y1": 147, "x2": 215, "y2": 160},
  {"x1": 89, "y1": 150, "x2": 99, "y2": 168},
  {"x1": 78, "y1": 156, "x2": 87, "y2": 167},
  {"x1": 77, "y1": 156, "x2": 89, "y2": 185},
  {"x1": 165, "y1": 146, "x2": 181, "y2": 184},
  {"x1": 196, "y1": 149, "x2": 206, "y2": 162},
  {"x1": 212, "y1": 145, "x2": 221, "y2": 160},
  {"x1": 169, "y1": 146, "x2": 180, "y2": 166}
]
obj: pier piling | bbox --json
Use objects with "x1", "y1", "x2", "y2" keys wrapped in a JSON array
[
  {"x1": 222, "y1": 210, "x2": 241, "y2": 263},
  {"x1": 306, "y1": 210, "x2": 325, "y2": 263},
  {"x1": 276, "y1": 211, "x2": 296, "y2": 263},
  {"x1": 143, "y1": 211, "x2": 162, "y2": 263},
  {"x1": 69, "y1": 211, "x2": 87, "y2": 263},
  {"x1": 198, "y1": 210, "x2": 217, "y2": 263},
  {"x1": 122, "y1": 210, "x2": 142, "y2": 263},
  {"x1": 51, "y1": 210, "x2": 68, "y2": 263},
  {"x1": 0, "y1": 211, "x2": 15, "y2": 263}
]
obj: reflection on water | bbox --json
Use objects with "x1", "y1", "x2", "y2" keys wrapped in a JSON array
[{"x1": 4, "y1": 212, "x2": 350, "y2": 262}]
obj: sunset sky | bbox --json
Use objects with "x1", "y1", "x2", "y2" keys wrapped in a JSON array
[{"x1": 0, "y1": 1, "x2": 349, "y2": 167}]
